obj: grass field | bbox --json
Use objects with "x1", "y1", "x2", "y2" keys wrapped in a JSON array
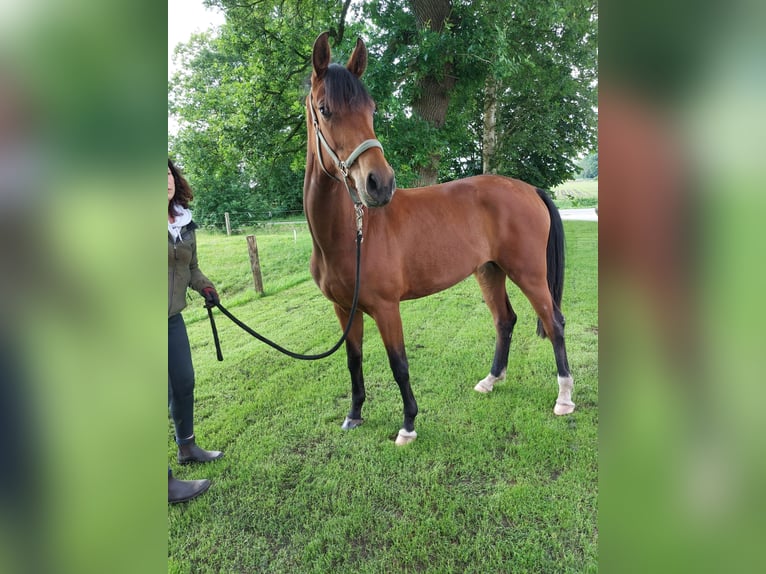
[
  {"x1": 552, "y1": 179, "x2": 598, "y2": 209},
  {"x1": 168, "y1": 220, "x2": 598, "y2": 573}
]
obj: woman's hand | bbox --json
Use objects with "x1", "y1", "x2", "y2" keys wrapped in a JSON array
[{"x1": 201, "y1": 286, "x2": 220, "y2": 308}]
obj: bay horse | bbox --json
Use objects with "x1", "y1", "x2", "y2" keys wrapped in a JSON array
[{"x1": 304, "y1": 32, "x2": 574, "y2": 446}]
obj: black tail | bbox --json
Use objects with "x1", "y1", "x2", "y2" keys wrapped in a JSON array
[{"x1": 535, "y1": 189, "x2": 565, "y2": 338}]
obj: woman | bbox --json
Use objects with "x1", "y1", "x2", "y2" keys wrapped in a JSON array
[{"x1": 168, "y1": 159, "x2": 223, "y2": 469}]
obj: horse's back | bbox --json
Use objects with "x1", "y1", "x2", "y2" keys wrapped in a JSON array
[
  {"x1": 397, "y1": 174, "x2": 540, "y2": 208},
  {"x1": 392, "y1": 174, "x2": 549, "y2": 235}
]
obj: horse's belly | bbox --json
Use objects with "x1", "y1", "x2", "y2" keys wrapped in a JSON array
[{"x1": 400, "y1": 259, "x2": 476, "y2": 300}]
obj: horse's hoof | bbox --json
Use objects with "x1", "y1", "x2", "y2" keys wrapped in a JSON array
[
  {"x1": 394, "y1": 428, "x2": 417, "y2": 446},
  {"x1": 474, "y1": 370, "x2": 504, "y2": 393},
  {"x1": 554, "y1": 402, "x2": 575, "y2": 416},
  {"x1": 474, "y1": 380, "x2": 493, "y2": 393},
  {"x1": 341, "y1": 417, "x2": 364, "y2": 430}
]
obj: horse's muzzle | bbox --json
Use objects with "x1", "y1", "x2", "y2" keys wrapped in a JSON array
[{"x1": 361, "y1": 169, "x2": 396, "y2": 207}]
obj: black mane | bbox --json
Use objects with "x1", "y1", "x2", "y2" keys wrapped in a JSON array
[{"x1": 323, "y1": 63, "x2": 373, "y2": 112}]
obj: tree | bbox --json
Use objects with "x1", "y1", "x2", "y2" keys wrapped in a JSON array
[
  {"x1": 408, "y1": 0, "x2": 458, "y2": 185},
  {"x1": 363, "y1": 0, "x2": 597, "y2": 188},
  {"x1": 579, "y1": 152, "x2": 598, "y2": 178},
  {"x1": 169, "y1": 31, "x2": 258, "y2": 228},
  {"x1": 168, "y1": 1, "x2": 597, "y2": 228},
  {"x1": 487, "y1": 1, "x2": 598, "y2": 188},
  {"x1": 169, "y1": 1, "x2": 370, "y2": 227}
]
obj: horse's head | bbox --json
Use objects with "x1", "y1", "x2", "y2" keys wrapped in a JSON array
[{"x1": 308, "y1": 32, "x2": 396, "y2": 208}]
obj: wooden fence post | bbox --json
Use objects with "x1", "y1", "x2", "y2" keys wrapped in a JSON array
[
  {"x1": 246, "y1": 234, "x2": 264, "y2": 294},
  {"x1": 224, "y1": 212, "x2": 231, "y2": 236}
]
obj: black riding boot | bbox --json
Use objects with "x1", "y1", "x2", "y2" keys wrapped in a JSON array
[
  {"x1": 177, "y1": 436, "x2": 223, "y2": 464},
  {"x1": 168, "y1": 474, "x2": 210, "y2": 503}
]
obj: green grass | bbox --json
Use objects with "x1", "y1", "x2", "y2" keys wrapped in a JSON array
[
  {"x1": 169, "y1": 221, "x2": 598, "y2": 573},
  {"x1": 552, "y1": 179, "x2": 598, "y2": 209}
]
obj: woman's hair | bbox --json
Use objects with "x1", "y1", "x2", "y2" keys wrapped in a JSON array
[{"x1": 168, "y1": 158, "x2": 193, "y2": 217}]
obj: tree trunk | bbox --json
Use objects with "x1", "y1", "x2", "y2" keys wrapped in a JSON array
[
  {"x1": 411, "y1": 76, "x2": 453, "y2": 186},
  {"x1": 410, "y1": 0, "x2": 454, "y2": 186},
  {"x1": 412, "y1": 0, "x2": 452, "y2": 31},
  {"x1": 482, "y1": 76, "x2": 498, "y2": 174}
]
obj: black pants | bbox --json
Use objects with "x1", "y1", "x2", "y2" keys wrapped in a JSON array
[{"x1": 168, "y1": 313, "x2": 195, "y2": 445}]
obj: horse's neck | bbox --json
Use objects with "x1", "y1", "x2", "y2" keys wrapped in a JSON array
[{"x1": 304, "y1": 169, "x2": 356, "y2": 253}]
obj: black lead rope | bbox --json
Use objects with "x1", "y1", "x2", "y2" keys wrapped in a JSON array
[
  {"x1": 207, "y1": 306, "x2": 224, "y2": 361},
  {"x1": 208, "y1": 230, "x2": 363, "y2": 361}
]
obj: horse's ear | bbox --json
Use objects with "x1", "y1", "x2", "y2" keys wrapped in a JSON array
[
  {"x1": 312, "y1": 32, "x2": 331, "y2": 80},
  {"x1": 346, "y1": 37, "x2": 367, "y2": 78}
]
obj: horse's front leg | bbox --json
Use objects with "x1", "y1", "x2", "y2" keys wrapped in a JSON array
[
  {"x1": 334, "y1": 304, "x2": 366, "y2": 430},
  {"x1": 374, "y1": 305, "x2": 418, "y2": 446}
]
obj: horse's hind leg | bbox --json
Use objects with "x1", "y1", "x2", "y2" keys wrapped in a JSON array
[
  {"x1": 334, "y1": 305, "x2": 366, "y2": 430},
  {"x1": 473, "y1": 262, "x2": 517, "y2": 393},
  {"x1": 516, "y1": 277, "x2": 575, "y2": 415}
]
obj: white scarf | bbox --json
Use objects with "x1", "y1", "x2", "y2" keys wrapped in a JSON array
[{"x1": 168, "y1": 206, "x2": 192, "y2": 243}]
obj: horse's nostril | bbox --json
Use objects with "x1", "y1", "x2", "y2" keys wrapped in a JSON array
[{"x1": 367, "y1": 172, "x2": 379, "y2": 192}]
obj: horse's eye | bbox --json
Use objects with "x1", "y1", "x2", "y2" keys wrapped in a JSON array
[{"x1": 318, "y1": 103, "x2": 331, "y2": 118}]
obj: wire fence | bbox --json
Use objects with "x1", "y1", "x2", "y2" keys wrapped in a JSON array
[{"x1": 197, "y1": 210, "x2": 309, "y2": 236}]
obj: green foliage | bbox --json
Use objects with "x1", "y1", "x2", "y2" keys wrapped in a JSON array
[
  {"x1": 169, "y1": 1, "x2": 597, "y2": 223},
  {"x1": 579, "y1": 152, "x2": 598, "y2": 179},
  {"x1": 363, "y1": 0, "x2": 597, "y2": 187},
  {"x1": 487, "y1": 1, "x2": 597, "y2": 187},
  {"x1": 169, "y1": 221, "x2": 598, "y2": 571}
]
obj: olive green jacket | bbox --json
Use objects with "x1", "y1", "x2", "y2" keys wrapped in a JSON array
[{"x1": 168, "y1": 221, "x2": 214, "y2": 318}]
